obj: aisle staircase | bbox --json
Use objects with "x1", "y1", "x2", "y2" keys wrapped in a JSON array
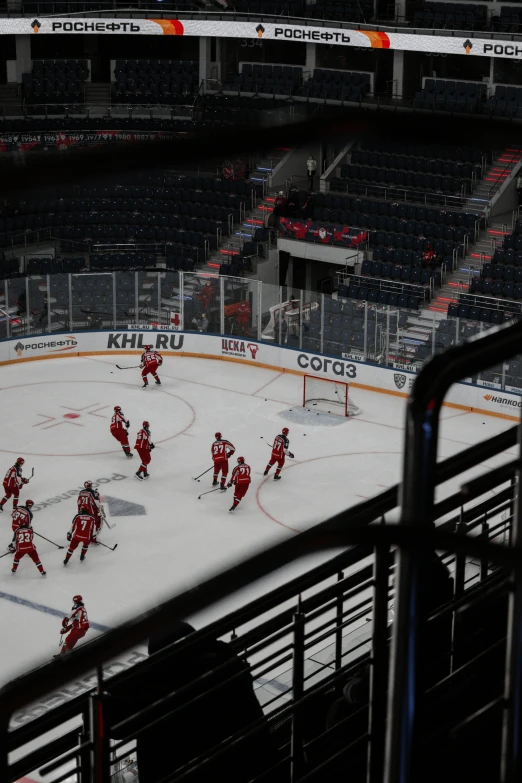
[{"x1": 196, "y1": 147, "x2": 288, "y2": 276}]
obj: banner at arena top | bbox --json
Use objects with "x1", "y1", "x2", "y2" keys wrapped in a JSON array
[
  {"x1": 0, "y1": 130, "x2": 176, "y2": 153},
  {"x1": 0, "y1": 17, "x2": 521, "y2": 59}
]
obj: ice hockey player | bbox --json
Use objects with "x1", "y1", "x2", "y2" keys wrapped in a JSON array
[
  {"x1": 264, "y1": 427, "x2": 294, "y2": 481},
  {"x1": 110, "y1": 406, "x2": 133, "y2": 459},
  {"x1": 8, "y1": 499, "x2": 34, "y2": 553},
  {"x1": 11, "y1": 517, "x2": 46, "y2": 576},
  {"x1": 64, "y1": 507, "x2": 97, "y2": 565},
  {"x1": 228, "y1": 456, "x2": 251, "y2": 512},
  {"x1": 58, "y1": 595, "x2": 90, "y2": 654},
  {"x1": 0, "y1": 457, "x2": 29, "y2": 512},
  {"x1": 135, "y1": 421, "x2": 154, "y2": 480},
  {"x1": 211, "y1": 432, "x2": 235, "y2": 491},
  {"x1": 77, "y1": 481, "x2": 102, "y2": 535},
  {"x1": 140, "y1": 344, "x2": 163, "y2": 389}
]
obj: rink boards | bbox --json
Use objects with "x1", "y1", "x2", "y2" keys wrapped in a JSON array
[{"x1": 1, "y1": 329, "x2": 520, "y2": 421}]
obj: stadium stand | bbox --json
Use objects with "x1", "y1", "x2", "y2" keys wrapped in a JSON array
[
  {"x1": 22, "y1": 59, "x2": 89, "y2": 105},
  {"x1": 299, "y1": 69, "x2": 372, "y2": 101},
  {"x1": 226, "y1": 64, "x2": 303, "y2": 95},
  {"x1": 414, "y1": 79, "x2": 488, "y2": 114},
  {"x1": 413, "y1": 2, "x2": 488, "y2": 29},
  {"x1": 112, "y1": 59, "x2": 199, "y2": 105}
]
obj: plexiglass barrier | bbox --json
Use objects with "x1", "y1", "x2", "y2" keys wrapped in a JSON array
[{"x1": 0, "y1": 269, "x2": 520, "y2": 392}]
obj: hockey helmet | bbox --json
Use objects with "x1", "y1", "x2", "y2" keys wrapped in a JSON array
[
  {"x1": 25, "y1": 500, "x2": 34, "y2": 508},
  {"x1": 16, "y1": 457, "x2": 24, "y2": 465},
  {"x1": 143, "y1": 421, "x2": 150, "y2": 429},
  {"x1": 282, "y1": 427, "x2": 289, "y2": 435},
  {"x1": 237, "y1": 456, "x2": 245, "y2": 464},
  {"x1": 73, "y1": 595, "x2": 83, "y2": 606},
  {"x1": 114, "y1": 405, "x2": 122, "y2": 412},
  {"x1": 215, "y1": 432, "x2": 222, "y2": 440},
  {"x1": 84, "y1": 481, "x2": 93, "y2": 489},
  {"x1": 145, "y1": 344, "x2": 152, "y2": 351}
]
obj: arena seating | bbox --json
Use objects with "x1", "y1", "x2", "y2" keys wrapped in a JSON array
[
  {"x1": 26, "y1": 255, "x2": 85, "y2": 274},
  {"x1": 0, "y1": 175, "x2": 254, "y2": 252},
  {"x1": 414, "y1": 79, "x2": 488, "y2": 113},
  {"x1": 236, "y1": 0, "x2": 373, "y2": 21},
  {"x1": 337, "y1": 163, "x2": 469, "y2": 196},
  {"x1": 301, "y1": 298, "x2": 407, "y2": 355},
  {"x1": 112, "y1": 60, "x2": 199, "y2": 104},
  {"x1": 413, "y1": 2, "x2": 487, "y2": 29},
  {"x1": 470, "y1": 223, "x2": 522, "y2": 300},
  {"x1": 490, "y1": 5, "x2": 522, "y2": 32},
  {"x1": 350, "y1": 149, "x2": 480, "y2": 181},
  {"x1": 22, "y1": 59, "x2": 89, "y2": 105},
  {"x1": 299, "y1": 69, "x2": 371, "y2": 101},
  {"x1": 448, "y1": 294, "x2": 521, "y2": 322},
  {"x1": 338, "y1": 273, "x2": 427, "y2": 310},
  {"x1": 483, "y1": 84, "x2": 522, "y2": 118},
  {"x1": 228, "y1": 64, "x2": 303, "y2": 95},
  {"x1": 359, "y1": 141, "x2": 488, "y2": 166}
]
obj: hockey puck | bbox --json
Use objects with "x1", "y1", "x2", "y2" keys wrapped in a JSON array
[{"x1": 197, "y1": 479, "x2": 200, "y2": 482}]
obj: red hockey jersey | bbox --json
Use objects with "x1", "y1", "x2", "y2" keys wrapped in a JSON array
[
  {"x1": 135, "y1": 428, "x2": 152, "y2": 451},
  {"x1": 71, "y1": 513, "x2": 96, "y2": 543},
  {"x1": 110, "y1": 410, "x2": 127, "y2": 433},
  {"x1": 77, "y1": 489, "x2": 100, "y2": 517},
  {"x1": 15, "y1": 526, "x2": 35, "y2": 553},
  {"x1": 230, "y1": 463, "x2": 251, "y2": 486},
  {"x1": 12, "y1": 506, "x2": 33, "y2": 532},
  {"x1": 272, "y1": 434, "x2": 290, "y2": 459},
  {"x1": 211, "y1": 439, "x2": 235, "y2": 461},
  {"x1": 4, "y1": 464, "x2": 23, "y2": 490},
  {"x1": 68, "y1": 604, "x2": 90, "y2": 631},
  {"x1": 141, "y1": 350, "x2": 162, "y2": 368}
]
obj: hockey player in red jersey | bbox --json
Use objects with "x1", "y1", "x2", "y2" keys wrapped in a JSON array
[
  {"x1": 64, "y1": 507, "x2": 97, "y2": 565},
  {"x1": 135, "y1": 421, "x2": 154, "y2": 480},
  {"x1": 11, "y1": 517, "x2": 46, "y2": 576},
  {"x1": 0, "y1": 457, "x2": 29, "y2": 511},
  {"x1": 140, "y1": 344, "x2": 163, "y2": 389},
  {"x1": 264, "y1": 427, "x2": 294, "y2": 481},
  {"x1": 211, "y1": 432, "x2": 235, "y2": 491},
  {"x1": 58, "y1": 595, "x2": 90, "y2": 654},
  {"x1": 110, "y1": 406, "x2": 133, "y2": 459},
  {"x1": 77, "y1": 481, "x2": 102, "y2": 534},
  {"x1": 228, "y1": 456, "x2": 251, "y2": 512},
  {"x1": 8, "y1": 500, "x2": 34, "y2": 553}
]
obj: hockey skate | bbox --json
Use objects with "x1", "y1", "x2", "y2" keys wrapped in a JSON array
[
  {"x1": 142, "y1": 472, "x2": 150, "y2": 480},
  {"x1": 125, "y1": 452, "x2": 134, "y2": 459},
  {"x1": 229, "y1": 505, "x2": 236, "y2": 512},
  {"x1": 263, "y1": 470, "x2": 269, "y2": 476},
  {"x1": 220, "y1": 485, "x2": 227, "y2": 491},
  {"x1": 63, "y1": 558, "x2": 69, "y2": 566},
  {"x1": 142, "y1": 381, "x2": 148, "y2": 389},
  {"x1": 155, "y1": 379, "x2": 161, "y2": 385},
  {"x1": 212, "y1": 479, "x2": 218, "y2": 486},
  {"x1": 274, "y1": 475, "x2": 282, "y2": 481},
  {"x1": 80, "y1": 554, "x2": 86, "y2": 562},
  {"x1": 135, "y1": 471, "x2": 144, "y2": 480}
]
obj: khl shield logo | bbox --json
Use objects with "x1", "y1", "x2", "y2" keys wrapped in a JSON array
[{"x1": 394, "y1": 374, "x2": 407, "y2": 390}]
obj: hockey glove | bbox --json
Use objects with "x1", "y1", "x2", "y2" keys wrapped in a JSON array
[
  {"x1": 227, "y1": 483, "x2": 232, "y2": 488},
  {"x1": 150, "y1": 443, "x2": 155, "y2": 450},
  {"x1": 289, "y1": 452, "x2": 295, "y2": 459},
  {"x1": 126, "y1": 421, "x2": 130, "y2": 428},
  {"x1": 22, "y1": 478, "x2": 29, "y2": 484},
  {"x1": 67, "y1": 532, "x2": 72, "y2": 541}
]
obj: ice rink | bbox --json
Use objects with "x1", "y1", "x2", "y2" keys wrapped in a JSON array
[{"x1": 0, "y1": 352, "x2": 515, "y2": 690}]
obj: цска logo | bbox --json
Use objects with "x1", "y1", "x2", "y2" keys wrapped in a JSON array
[{"x1": 221, "y1": 339, "x2": 259, "y2": 360}]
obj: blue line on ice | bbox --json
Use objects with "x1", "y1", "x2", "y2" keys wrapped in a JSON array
[{"x1": 0, "y1": 590, "x2": 110, "y2": 632}]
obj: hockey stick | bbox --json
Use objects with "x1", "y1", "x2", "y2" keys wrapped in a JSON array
[
  {"x1": 34, "y1": 531, "x2": 64, "y2": 549},
  {"x1": 0, "y1": 551, "x2": 11, "y2": 559},
  {"x1": 100, "y1": 504, "x2": 115, "y2": 530},
  {"x1": 116, "y1": 365, "x2": 141, "y2": 370},
  {"x1": 96, "y1": 540, "x2": 118, "y2": 552},
  {"x1": 197, "y1": 488, "x2": 222, "y2": 500},
  {"x1": 192, "y1": 466, "x2": 214, "y2": 481}
]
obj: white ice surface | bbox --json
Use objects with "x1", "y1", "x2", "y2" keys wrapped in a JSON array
[{"x1": 0, "y1": 353, "x2": 515, "y2": 692}]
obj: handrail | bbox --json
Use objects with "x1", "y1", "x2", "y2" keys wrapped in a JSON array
[{"x1": 386, "y1": 317, "x2": 522, "y2": 783}]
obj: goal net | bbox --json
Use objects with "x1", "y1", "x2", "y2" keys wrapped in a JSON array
[{"x1": 303, "y1": 374, "x2": 362, "y2": 418}]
